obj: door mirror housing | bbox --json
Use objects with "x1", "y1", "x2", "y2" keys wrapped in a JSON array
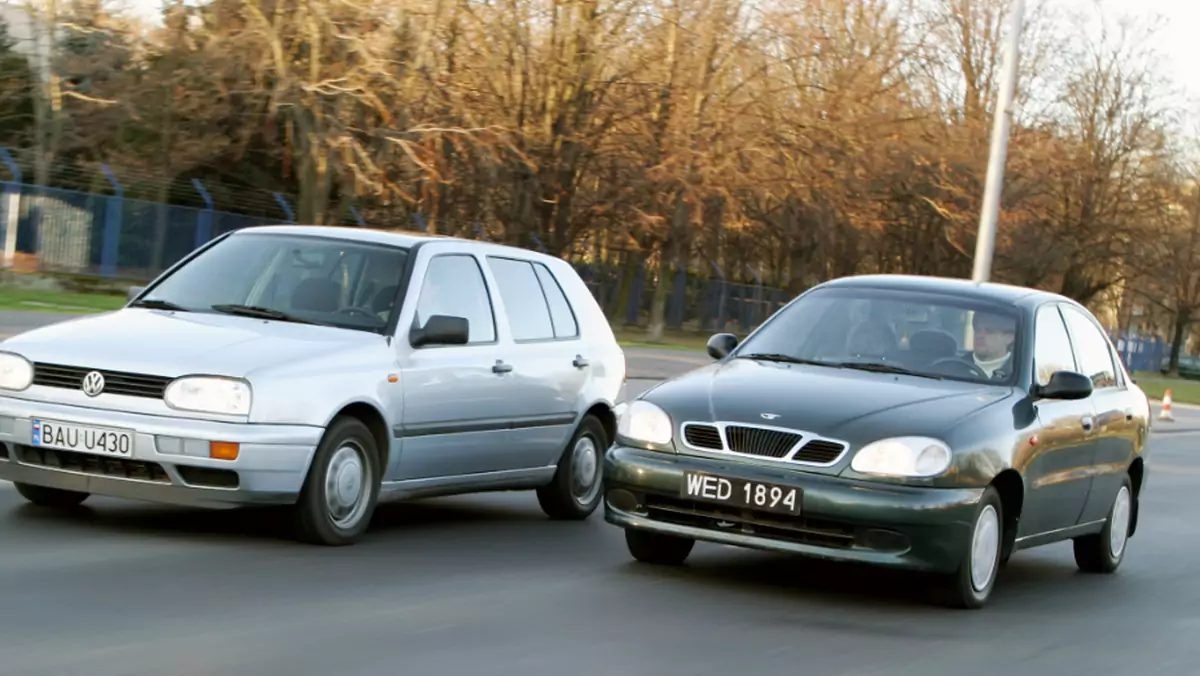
[
  {"x1": 127, "y1": 285, "x2": 145, "y2": 302},
  {"x1": 410, "y1": 314, "x2": 470, "y2": 348},
  {"x1": 1034, "y1": 370, "x2": 1093, "y2": 400},
  {"x1": 706, "y1": 333, "x2": 739, "y2": 360}
]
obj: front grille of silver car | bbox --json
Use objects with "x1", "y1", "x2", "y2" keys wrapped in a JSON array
[
  {"x1": 32, "y1": 363, "x2": 173, "y2": 399},
  {"x1": 680, "y1": 422, "x2": 849, "y2": 466}
]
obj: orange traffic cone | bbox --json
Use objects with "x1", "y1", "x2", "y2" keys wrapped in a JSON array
[{"x1": 1160, "y1": 389, "x2": 1175, "y2": 422}]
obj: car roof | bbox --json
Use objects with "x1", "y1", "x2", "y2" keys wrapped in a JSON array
[
  {"x1": 229, "y1": 224, "x2": 564, "y2": 265},
  {"x1": 818, "y1": 274, "x2": 1070, "y2": 307}
]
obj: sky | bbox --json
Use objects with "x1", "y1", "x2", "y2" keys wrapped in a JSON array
[{"x1": 1060, "y1": 0, "x2": 1200, "y2": 124}]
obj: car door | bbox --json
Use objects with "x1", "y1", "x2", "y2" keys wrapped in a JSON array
[
  {"x1": 391, "y1": 250, "x2": 518, "y2": 481},
  {"x1": 1059, "y1": 304, "x2": 1135, "y2": 525},
  {"x1": 482, "y1": 254, "x2": 586, "y2": 471},
  {"x1": 1020, "y1": 302, "x2": 1101, "y2": 537}
]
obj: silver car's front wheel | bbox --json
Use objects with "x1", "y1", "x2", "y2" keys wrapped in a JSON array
[
  {"x1": 295, "y1": 416, "x2": 382, "y2": 546},
  {"x1": 325, "y1": 441, "x2": 373, "y2": 530}
]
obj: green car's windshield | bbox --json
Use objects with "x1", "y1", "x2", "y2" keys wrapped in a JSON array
[
  {"x1": 733, "y1": 286, "x2": 1023, "y2": 385},
  {"x1": 135, "y1": 232, "x2": 411, "y2": 334}
]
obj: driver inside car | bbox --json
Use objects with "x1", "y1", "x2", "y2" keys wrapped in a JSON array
[{"x1": 971, "y1": 310, "x2": 1017, "y2": 378}]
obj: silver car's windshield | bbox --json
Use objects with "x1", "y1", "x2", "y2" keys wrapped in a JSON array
[
  {"x1": 734, "y1": 286, "x2": 1023, "y2": 385},
  {"x1": 135, "y1": 232, "x2": 411, "y2": 334}
]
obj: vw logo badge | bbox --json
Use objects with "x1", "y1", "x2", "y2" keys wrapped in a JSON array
[
  {"x1": 760, "y1": 412, "x2": 780, "y2": 420},
  {"x1": 81, "y1": 371, "x2": 106, "y2": 397}
]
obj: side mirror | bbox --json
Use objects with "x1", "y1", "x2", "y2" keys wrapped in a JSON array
[
  {"x1": 410, "y1": 314, "x2": 470, "y2": 348},
  {"x1": 127, "y1": 285, "x2": 145, "y2": 302},
  {"x1": 1034, "y1": 370, "x2": 1093, "y2": 400},
  {"x1": 706, "y1": 332, "x2": 739, "y2": 360}
]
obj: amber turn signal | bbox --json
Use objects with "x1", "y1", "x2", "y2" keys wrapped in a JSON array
[{"x1": 209, "y1": 441, "x2": 240, "y2": 461}]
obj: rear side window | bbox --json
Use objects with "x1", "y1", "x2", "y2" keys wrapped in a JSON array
[
  {"x1": 533, "y1": 262, "x2": 579, "y2": 338},
  {"x1": 487, "y1": 256, "x2": 556, "y2": 341}
]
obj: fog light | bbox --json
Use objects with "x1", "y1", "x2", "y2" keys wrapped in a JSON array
[
  {"x1": 606, "y1": 488, "x2": 640, "y2": 512},
  {"x1": 209, "y1": 442, "x2": 240, "y2": 461}
]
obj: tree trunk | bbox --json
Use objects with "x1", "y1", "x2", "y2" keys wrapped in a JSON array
[{"x1": 1168, "y1": 306, "x2": 1191, "y2": 376}]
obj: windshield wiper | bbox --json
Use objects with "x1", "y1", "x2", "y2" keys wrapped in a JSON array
[
  {"x1": 828, "y1": 361, "x2": 944, "y2": 380},
  {"x1": 130, "y1": 298, "x2": 189, "y2": 312},
  {"x1": 738, "y1": 353, "x2": 834, "y2": 367},
  {"x1": 210, "y1": 304, "x2": 317, "y2": 325}
]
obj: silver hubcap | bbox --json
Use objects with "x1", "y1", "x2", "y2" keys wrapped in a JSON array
[
  {"x1": 970, "y1": 504, "x2": 1000, "y2": 593},
  {"x1": 325, "y1": 442, "x2": 371, "y2": 529},
  {"x1": 570, "y1": 435, "x2": 601, "y2": 505},
  {"x1": 1109, "y1": 486, "x2": 1132, "y2": 559}
]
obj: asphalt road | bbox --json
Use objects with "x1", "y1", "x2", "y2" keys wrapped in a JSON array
[{"x1": 1, "y1": 310, "x2": 1199, "y2": 675}]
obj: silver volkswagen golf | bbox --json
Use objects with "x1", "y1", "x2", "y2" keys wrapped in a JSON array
[{"x1": 0, "y1": 226, "x2": 627, "y2": 545}]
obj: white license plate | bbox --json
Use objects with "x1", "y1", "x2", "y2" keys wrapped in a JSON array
[{"x1": 31, "y1": 418, "x2": 135, "y2": 457}]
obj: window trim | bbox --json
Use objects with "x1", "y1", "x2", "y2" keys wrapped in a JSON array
[
  {"x1": 532, "y1": 260, "x2": 581, "y2": 340},
  {"x1": 486, "y1": 255, "x2": 581, "y2": 345},
  {"x1": 1058, "y1": 302, "x2": 1120, "y2": 392},
  {"x1": 409, "y1": 251, "x2": 499, "y2": 348}
]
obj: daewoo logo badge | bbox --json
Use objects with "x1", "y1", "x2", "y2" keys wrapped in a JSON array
[
  {"x1": 81, "y1": 371, "x2": 106, "y2": 397},
  {"x1": 760, "y1": 412, "x2": 780, "y2": 420}
]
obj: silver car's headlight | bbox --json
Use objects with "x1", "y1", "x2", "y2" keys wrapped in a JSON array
[
  {"x1": 164, "y1": 376, "x2": 252, "y2": 416},
  {"x1": 617, "y1": 400, "x2": 673, "y2": 446},
  {"x1": 850, "y1": 436, "x2": 953, "y2": 478},
  {"x1": 0, "y1": 352, "x2": 33, "y2": 391}
]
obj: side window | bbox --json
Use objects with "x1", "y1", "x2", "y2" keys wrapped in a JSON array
[
  {"x1": 1034, "y1": 305, "x2": 1077, "y2": 386},
  {"x1": 533, "y1": 262, "x2": 580, "y2": 339},
  {"x1": 486, "y1": 256, "x2": 555, "y2": 341},
  {"x1": 1061, "y1": 305, "x2": 1118, "y2": 389},
  {"x1": 415, "y1": 254, "x2": 496, "y2": 344}
]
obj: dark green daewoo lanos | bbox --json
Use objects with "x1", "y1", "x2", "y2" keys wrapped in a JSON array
[{"x1": 603, "y1": 275, "x2": 1151, "y2": 609}]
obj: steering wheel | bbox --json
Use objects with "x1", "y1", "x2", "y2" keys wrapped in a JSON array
[
  {"x1": 930, "y1": 357, "x2": 989, "y2": 379},
  {"x1": 336, "y1": 306, "x2": 380, "y2": 321}
]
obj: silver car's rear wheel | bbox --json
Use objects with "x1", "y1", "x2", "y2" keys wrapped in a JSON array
[
  {"x1": 295, "y1": 416, "x2": 382, "y2": 546},
  {"x1": 537, "y1": 413, "x2": 609, "y2": 520}
]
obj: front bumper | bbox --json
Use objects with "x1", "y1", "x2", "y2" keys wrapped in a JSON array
[
  {"x1": 603, "y1": 445, "x2": 984, "y2": 574},
  {"x1": 0, "y1": 396, "x2": 323, "y2": 507}
]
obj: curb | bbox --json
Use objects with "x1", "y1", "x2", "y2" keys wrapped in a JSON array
[{"x1": 1149, "y1": 398, "x2": 1200, "y2": 411}]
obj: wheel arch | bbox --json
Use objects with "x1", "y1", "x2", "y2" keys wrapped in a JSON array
[
  {"x1": 582, "y1": 400, "x2": 617, "y2": 446},
  {"x1": 989, "y1": 469, "x2": 1025, "y2": 561},
  {"x1": 1128, "y1": 456, "x2": 1144, "y2": 537},
  {"x1": 328, "y1": 401, "x2": 391, "y2": 471}
]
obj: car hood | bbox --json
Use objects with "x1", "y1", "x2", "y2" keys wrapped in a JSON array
[
  {"x1": 644, "y1": 357, "x2": 1016, "y2": 444},
  {"x1": 2, "y1": 309, "x2": 382, "y2": 378}
]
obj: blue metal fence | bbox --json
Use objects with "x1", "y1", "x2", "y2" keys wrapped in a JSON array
[
  {"x1": 3, "y1": 179, "x2": 285, "y2": 279},
  {"x1": 0, "y1": 156, "x2": 789, "y2": 333},
  {"x1": 1114, "y1": 334, "x2": 1168, "y2": 374}
]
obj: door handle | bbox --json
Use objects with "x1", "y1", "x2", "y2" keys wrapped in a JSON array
[
  {"x1": 572, "y1": 355, "x2": 590, "y2": 369},
  {"x1": 492, "y1": 360, "x2": 513, "y2": 374},
  {"x1": 1081, "y1": 415, "x2": 1095, "y2": 432}
]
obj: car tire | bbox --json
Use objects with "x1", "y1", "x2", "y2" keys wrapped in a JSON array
[
  {"x1": 14, "y1": 482, "x2": 89, "y2": 508},
  {"x1": 1073, "y1": 474, "x2": 1134, "y2": 574},
  {"x1": 625, "y1": 528, "x2": 695, "y2": 565},
  {"x1": 536, "y1": 414, "x2": 608, "y2": 520},
  {"x1": 294, "y1": 416, "x2": 382, "y2": 546},
  {"x1": 940, "y1": 486, "x2": 1003, "y2": 610}
]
